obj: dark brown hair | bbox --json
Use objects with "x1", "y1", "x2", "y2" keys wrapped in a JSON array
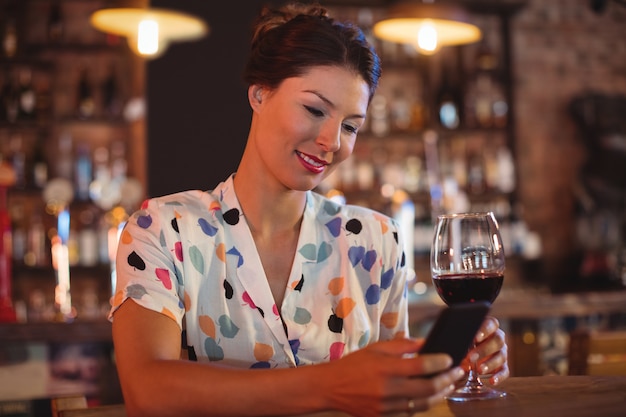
[{"x1": 243, "y1": 2, "x2": 381, "y2": 101}]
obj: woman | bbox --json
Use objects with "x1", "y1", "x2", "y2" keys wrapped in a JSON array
[{"x1": 110, "y1": 3, "x2": 509, "y2": 416}]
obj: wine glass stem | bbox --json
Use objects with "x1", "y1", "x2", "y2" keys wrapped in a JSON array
[
  {"x1": 465, "y1": 346, "x2": 484, "y2": 390},
  {"x1": 465, "y1": 367, "x2": 484, "y2": 390}
]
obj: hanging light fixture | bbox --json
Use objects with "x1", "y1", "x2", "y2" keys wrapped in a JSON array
[
  {"x1": 373, "y1": 1, "x2": 481, "y2": 55},
  {"x1": 90, "y1": 8, "x2": 209, "y2": 59}
]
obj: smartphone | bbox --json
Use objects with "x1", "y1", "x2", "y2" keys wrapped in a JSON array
[{"x1": 419, "y1": 301, "x2": 491, "y2": 367}]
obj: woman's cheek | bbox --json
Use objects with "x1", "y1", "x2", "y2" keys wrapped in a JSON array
[{"x1": 339, "y1": 136, "x2": 357, "y2": 159}]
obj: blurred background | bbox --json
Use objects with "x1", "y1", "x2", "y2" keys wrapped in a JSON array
[{"x1": 0, "y1": 0, "x2": 625, "y2": 412}]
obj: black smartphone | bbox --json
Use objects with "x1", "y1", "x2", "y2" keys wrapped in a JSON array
[{"x1": 419, "y1": 301, "x2": 491, "y2": 367}]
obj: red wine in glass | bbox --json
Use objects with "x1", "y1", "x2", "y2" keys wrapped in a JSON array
[{"x1": 433, "y1": 272, "x2": 504, "y2": 306}]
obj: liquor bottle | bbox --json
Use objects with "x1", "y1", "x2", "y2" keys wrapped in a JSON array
[
  {"x1": 2, "y1": 17, "x2": 18, "y2": 59},
  {"x1": 110, "y1": 140, "x2": 127, "y2": 181},
  {"x1": 78, "y1": 209, "x2": 98, "y2": 267},
  {"x1": 0, "y1": 77, "x2": 4, "y2": 121},
  {"x1": 56, "y1": 131, "x2": 73, "y2": 180},
  {"x1": 11, "y1": 202, "x2": 26, "y2": 264},
  {"x1": 102, "y1": 64, "x2": 122, "y2": 117},
  {"x1": 436, "y1": 63, "x2": 463, "y2": 130},
  {"x1": 31, "y1": 137, "x2": 48, "y2": 189},
  {"x1": 465, "y1": 38, "x2": 508, "y2": 129},
  {"x1": 74, "y1": 143, "x2": 92, "y2": 201},
  {"x1": 2, "y1": 74, "x2": 19, "y2": 123},
  {"x1": 47, "y1": 1, "x2": 64, "y2": 44},
  {"x1": 76, "y1": 68, "x2": 95, "y2": 119},
  {"x1": 496, "y1": 144, "x2": 516, "y2": 193},
  {"x1": 390, "y1": 88, "x2": 412, "y2": 132},
  {"x1": 18, "y1": 68, "x2": 37, "y2": 121},
  {"x1": 27, "y1": 211, "x2": 47, "y2": 267},
  {"x1": 9, "y1": 133, "x2": 25, "y2": 188},
  {"x1": 467, "y1": 153, "x2": 486, "y2": 195},
  {"x1": 369, "y1": 94, "x2": 389, "y2": 137},
  {"x1": 0, "y1": 159, "x2": 16, "y2": 322}
]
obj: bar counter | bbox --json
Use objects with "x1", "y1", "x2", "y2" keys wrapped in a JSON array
[
  {"x1": 55, "y1": 375, "x2": 626, "y2": 417},
  {"x1": 308, "y1": 375, "x2": 626, "y2": 417}
]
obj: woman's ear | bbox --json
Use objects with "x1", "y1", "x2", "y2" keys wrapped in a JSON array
[{"x1": 248, "y1": 85, "x2": 264, "y2": 110}]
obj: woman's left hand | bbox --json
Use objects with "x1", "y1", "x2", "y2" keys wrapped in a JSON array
[{"x1": 465, "y1": 316, "x2": 509, "y2": 385}]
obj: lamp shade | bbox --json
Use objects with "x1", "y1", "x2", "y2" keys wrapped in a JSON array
[
  {"x1": 90, "y1": 8, "x2": 209, "y2": 58},
  {"x1": 373, "y1": 2, "x2": 481, "y2": 53}
]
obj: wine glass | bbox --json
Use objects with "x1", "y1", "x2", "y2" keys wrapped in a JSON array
[{"x1": 430, "y1": 212, "x2": 506, "y2": 401}]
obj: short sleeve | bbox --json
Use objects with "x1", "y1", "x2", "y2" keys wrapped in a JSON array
[{"x1": 109, "y1": 197, "x2": 186, "y2": 328}]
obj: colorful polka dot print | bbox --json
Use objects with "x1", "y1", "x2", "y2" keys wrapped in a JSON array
[{"x1": 109, "y1": 175, "x2": 411, "y2": 368}]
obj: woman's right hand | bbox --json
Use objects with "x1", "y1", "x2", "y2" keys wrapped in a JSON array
[{"x1": 322, "y1": 338, "x2": 465, "y2": 417}]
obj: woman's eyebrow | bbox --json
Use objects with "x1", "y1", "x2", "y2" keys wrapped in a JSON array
[{"x1": 304, "y1": 89, "x2": 366, "y2": 119}]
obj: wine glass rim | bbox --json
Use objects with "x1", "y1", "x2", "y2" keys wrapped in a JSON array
[{"x1": 437, "y1": 211, "x2": 495, "y2": 220}]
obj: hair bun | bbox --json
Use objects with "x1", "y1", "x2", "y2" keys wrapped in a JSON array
[{"x1": 251, "y1": 2, "x2": 329, "y2": 48}]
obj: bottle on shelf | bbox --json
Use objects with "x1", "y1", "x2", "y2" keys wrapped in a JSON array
[
  {"x1": 0, "y1": 158, "x2": 16, "y2": 322},
  {"x1": 78, "y1": 208, "x2": 99, "y2": 267},
  {"x1": 436, "y1": 61, "x2": 463, "y2": 130},
  {"x1": 47, "y1": 1, "x2": 64, "y2": 44},
  {"x1": 31, "y1": 136, "x2": 48, "y2": 189},
  {"x1": 1, "y1": 73, "x2": 19, "y2": 123},
  {"x1": 0, "y1": 77, "x2": 5, "y2": 122},
  {"x1": 9, "y1": 133, "x2": 26, "y2": 188},
  {"x1": 101, "y1": 64, "x2": 122, "y2": 118},
  {"x1": 11, "y1": 201, "x2": 26, "y2": 264},
  {"x1": 464, "y1": 37, "x2": 508, "y2": 129},
  {"x1": 369, "y1": 93, "x2": 389, "y2": 137},
  {"x1": 110, "y1": 140, "x2": 127, "y2": 182},
  {"x1": 55, "y1": 130, "x2": 73, "y2": 180},
  {"x1": 74, "y1": 142, "x2": 93, "y2": 201},
  {"x1": 2, "y1": 16, "x2": 18, "y2": 59},
  {"x1": 496, "y1": 144, "x2": 516, "y2": 193},
  {"x1": 18, "y1": 68, "x2": 37, "y2": 121},
  {"x1": 26, "y1": 211, "x2": 47, "y2": 267},
  {"x1": 467, "y1": 152, "x2": 486, "y2": 195},
  {"x1": 389, "y1": 88, "x2": 412, "y2": 133},
  {"x1": 76, "y1": 67, "x2": 95, "y2": 119}
]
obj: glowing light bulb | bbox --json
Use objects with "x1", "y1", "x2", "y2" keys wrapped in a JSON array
[
  {"x1": 137, "y1": 19, "x2": 159, "y2": 56},
  {"x1": 417, "y1": 20, "x2": 439, "y2": 54}
]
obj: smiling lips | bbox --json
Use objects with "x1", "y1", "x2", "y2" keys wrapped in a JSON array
[{"x1": 296, "y1": 150, "x2": 328, "y2": 174}]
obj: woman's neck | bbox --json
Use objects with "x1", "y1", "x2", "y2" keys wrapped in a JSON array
[{"x1": 232, "y1": 167, "x2": 306, "y2": 240}]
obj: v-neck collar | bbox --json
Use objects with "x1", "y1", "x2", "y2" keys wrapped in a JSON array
[{"x1": 214, "y1": 175, "x2": 320, "y2": 365}]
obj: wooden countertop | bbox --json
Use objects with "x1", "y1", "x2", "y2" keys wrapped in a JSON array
[
  {"x1": 306, "y1": 375, "x2": 626, "y2": 417},
  {"x1": 69, "y1": 375, "x2": 625, "y2": 417},
  {"x1": 413, "y1": 375, "x2": 626, "y2": 417}
]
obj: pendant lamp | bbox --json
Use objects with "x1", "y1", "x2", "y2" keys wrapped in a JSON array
[
  {"x1": 373, "y1": 1, "x2": 481, "y2": 55},
  {"x1": 90, "y1": 8, "x2": 209, "y2": 59}
]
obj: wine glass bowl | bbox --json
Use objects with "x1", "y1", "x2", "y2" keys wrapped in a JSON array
[{"x1": 430, "y1": 212, "x2": 506, "y2": 401}]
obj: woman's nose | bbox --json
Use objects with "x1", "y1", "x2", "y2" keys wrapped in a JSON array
[{"x1": 317, "y1": 122, "x2": 341, "y2": 153}]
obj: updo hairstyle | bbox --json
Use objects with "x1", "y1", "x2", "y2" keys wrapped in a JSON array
[{"x1": 243, "y1": 2, "x2": 381, "y2": 101}]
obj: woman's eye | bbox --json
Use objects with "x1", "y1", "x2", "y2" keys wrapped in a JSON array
[
  {"x1": 304, "y1": 105, "x2": 324, "y2": 117},
  {"x1": 343, "y1": 123, "x2": 358, "y2": 134}
]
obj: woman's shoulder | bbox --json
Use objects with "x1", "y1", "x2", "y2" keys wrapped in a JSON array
[
  {"x1": 136, "y1": 189, "x2": 222, "y2": 224},
  {"x1": 144, "y1": 175, "x2": 235, "y2": 213}
]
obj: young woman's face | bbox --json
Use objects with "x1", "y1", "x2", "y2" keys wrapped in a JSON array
[{"x1": 249, "y1": 65, "x2": 370, "y2": 192}]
